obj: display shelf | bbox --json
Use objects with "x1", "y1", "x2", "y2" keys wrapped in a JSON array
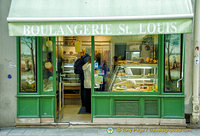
[
  {"x1": 63, "y1": 77, "x2": 79, "y2": 80},
  {"x1": 64, "y1": 85, "x2": 80, "y2": 91},
  {"x1": 64, "y1": 94, "x2": 80, "y2": 99},
  {"x1": 63, "y1": 83, "x2": 80, "y2": 86},
  {"x1": 61, "y1": 61, "x2": 81, "y2": 98}
]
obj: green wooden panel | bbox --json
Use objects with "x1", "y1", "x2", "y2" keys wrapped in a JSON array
[
  {"x1": 162, "y1": 98, "x2": 184, "y2": 118},
  {"x1": 52, "y1": 37, "x2": 57, "y2": 122},
  {"x1": 91, "y1": 36, "x2": 95, "y2": 122},
  {"x1": 93, "y1": 96, "x2": 184, "y2": 118},
  {"x1": 94, "y1": 98, "x2": 110, "y2": 115},
  {"x1": 37, "y1": 37, "x2": 42, "y2": 94},
  {"x1": 17, "y1": 98, "x2": 39, "y2": 117},
  {"x1": 144, "y1": 100, "x2": 158, "y2": 115},
  {"x1": 159, "y1": 35, "x2": 164, "y2": 95},
  {"x1": 115, "y1": 101, "x2": 140, "y2": 116},
  {"x1": 140, "y1": 98, "x2": 144, "y2": 117},
  {"x1": 40, "y1": 97, "x2": 55, "y2": 118},
  {"x1": 93, "y1": 92, "x2": 184, "y2": 97}
]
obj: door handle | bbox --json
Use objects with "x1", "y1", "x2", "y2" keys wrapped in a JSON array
[
  {"x1": 177, "y1": 69, "x2": 183, "y2": 88},
  {"x1": 177, "y1": 77, "x2": 183, "y2": 88}
]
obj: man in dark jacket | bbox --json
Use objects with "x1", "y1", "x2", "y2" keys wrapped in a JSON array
[{"x1": 79, "y1": 49, "x2": 90, "y2": 107}]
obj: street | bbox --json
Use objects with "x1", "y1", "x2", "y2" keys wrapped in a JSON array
[{"x1": 0, "y1": 127, "x2": 200, "y2": 136}]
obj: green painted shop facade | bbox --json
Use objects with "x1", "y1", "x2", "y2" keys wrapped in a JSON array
[{"x1": 7, "y1": 0, "x2": 193, "y2": 124}]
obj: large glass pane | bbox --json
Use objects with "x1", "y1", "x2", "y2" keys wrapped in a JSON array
[
  {"x1": 164, "y1": 34, "x2": 182, "y2": 92},
  {"x1": 94, "y1": 35, "x2": 159, "y2": 92},
  {"x1": 20, "y1": 37, "x2": 36, "y2": 92},
  {"x1": 42, "y1": 37, "x2": 54, "y2": 92}
]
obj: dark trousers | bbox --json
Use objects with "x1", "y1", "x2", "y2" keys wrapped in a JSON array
[
  {"x1": 85, "y1": 88, "x2": 91, "y2": 113},
  {"x1": 80, "y1": 74, "x2": 85, "y2": 107}
]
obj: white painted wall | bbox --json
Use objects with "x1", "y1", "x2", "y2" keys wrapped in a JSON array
[
  {"x1": 0, "y1": 0, "x2": 17, "y2": 127},
  {"x1": 184, "y1": 34, "x2": 193, "y2": 114}
]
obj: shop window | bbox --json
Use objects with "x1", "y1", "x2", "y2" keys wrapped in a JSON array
[
  {"x1": 19, "y1": 37, "x2": 37, "y2": 92},
  {"x1": 94, "y1": 35, "x2": 159, "y2": 92},
  {"x1": 42, "y1": 37, "x2": 54, "y2": 92},
  {"x1": 164, "y1": 34, "x2": 182, "y2": 93}
]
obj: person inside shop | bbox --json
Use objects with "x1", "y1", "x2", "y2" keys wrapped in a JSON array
[
  {"x1": 82, "y1": 48, "x2": 90, "y2": 64},
  {"x1": 99, "y1": 60, "x2": 108, "y2": 91},
  {"x1": 112, "y1": 56, "x2": 118, "y2": 71},
  {"x1": 82, "y1": 57, "x2": 92, "y2": 113},
  {"x1": 95, "y1": 50, "x2": 101, "y2": 66},
  {"x1": 74, "y1": 48, "x2": 90, "y2": 107}
]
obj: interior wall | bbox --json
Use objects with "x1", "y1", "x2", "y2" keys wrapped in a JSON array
[{"x1": 0, "y1": 0, "x2": 17, "y2": 127}]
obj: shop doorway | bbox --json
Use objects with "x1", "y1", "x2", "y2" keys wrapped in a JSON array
[{"x1": 56, "y1": 36, "x2": 92, "y2": 123}]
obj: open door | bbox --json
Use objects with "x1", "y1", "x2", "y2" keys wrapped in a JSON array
[
  {"x1": 56, "y1": 37, "x2": 64, "y2": 122},
  {"x1": 55, "y1": 36, "x2": 92, "y2": 123},
  {"x1": 57, "y1": 77, "x2": 64, "y2": 122}
]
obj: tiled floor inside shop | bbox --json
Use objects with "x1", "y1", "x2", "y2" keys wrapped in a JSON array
[{"x1": 61, "y1": 105, "x2": 91, "y2": 123}]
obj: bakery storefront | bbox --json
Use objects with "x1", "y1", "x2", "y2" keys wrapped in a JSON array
[{"x1": 7, "y1": 0, "x2": 193, "y2": 125}]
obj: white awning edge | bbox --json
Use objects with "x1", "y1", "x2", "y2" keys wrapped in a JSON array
[{"x1": 7, "y1": 14, "x2": 194, "y2": 22}]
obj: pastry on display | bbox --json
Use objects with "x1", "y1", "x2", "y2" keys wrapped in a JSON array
[
  {"x1": 117, "y1": 72, "x2": 126, "y2": 76},
  {"x1": 153, "y1": 60, "x2": 158, "y2": 63},
  {"x1": 139, "y1": 57, "x2": 144, "y2": 63},
  {"x1": 145, "y1": 57, "x2": 150, "y2": 63}
]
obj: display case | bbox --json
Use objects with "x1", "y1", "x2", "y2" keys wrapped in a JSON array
[
  {"x1": 62, "y1": 62, "x2": 80, "y2": 84},
  {"x1": 109, "y1": 64, "x2": 158, "y2": 92},
  {"x1": 62, "y1": 62, "x2": 80, "y2": 98}
]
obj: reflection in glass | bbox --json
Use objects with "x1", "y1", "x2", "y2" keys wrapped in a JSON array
[
  {"x1": 164, "y1": 34, "x2": 182, "y2": 92},
  {"x1": 43, "y1": 37, "x2": 54, "y2": 92},
  {"x1": 20, "y1": 37, "x2": 36, "y2": 92}
]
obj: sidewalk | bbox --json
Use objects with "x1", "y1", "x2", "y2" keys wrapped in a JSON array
[{"x1": 0, "y1": 127, "x2": 200, "y2": 136}]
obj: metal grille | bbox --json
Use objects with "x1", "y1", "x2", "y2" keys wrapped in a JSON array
[
  {"x1": 115, "y1": 101, "x2": 139, "y2": 115},
  {"x1": 144, "y1": 100, "x2": 158, "y2": 115}
]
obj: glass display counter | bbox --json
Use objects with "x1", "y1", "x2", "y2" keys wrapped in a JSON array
[{"x1": 109, "y1": 64, "x2": 158, "y2": 92}]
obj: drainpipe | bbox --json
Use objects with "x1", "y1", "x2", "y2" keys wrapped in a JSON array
[{"x1": 191, "y1": 0, "x2": 200, "y2": 124}]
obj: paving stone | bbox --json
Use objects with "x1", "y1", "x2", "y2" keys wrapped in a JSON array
[
  {"x1": 82, "y1": 128, "x2": 98, "y2": 136},
  {"x1": 22, "y1": 128, "x2": 46, "y2": 136},
  {"x1": 6, "y1": 128, "x2": 26, "y2": 136},
  {"x1": 53, "y1": 128, "x2": 83, "y2": 136},
  {"x1": 0, "y1": 128, "x2": 13, "y2": 136}
]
